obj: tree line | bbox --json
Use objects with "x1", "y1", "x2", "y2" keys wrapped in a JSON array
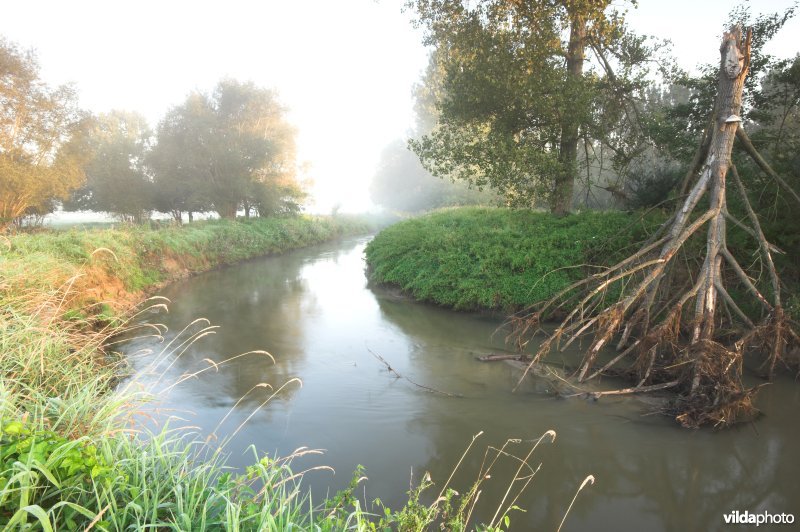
[{"x1": 1, "y1": 37, "x2": 303, "y2": 230}]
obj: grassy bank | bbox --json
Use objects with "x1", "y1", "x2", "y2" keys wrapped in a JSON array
[
  {"x1": 0, "y1": 216, "x2": 376, "y2": 529},
  {"x1": 4, "y1": 216, "x2": 372, "y2": 314},
  {"x1": 365, "y1": 207, "x2": 664, "y2": 311},
  {"x1": 2, "y1": 215, "x2": 556, "y2": 530}
]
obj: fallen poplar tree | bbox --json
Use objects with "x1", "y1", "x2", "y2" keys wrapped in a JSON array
[{"x1": 509, "y1": 26, "x2": 800, "y2": 428}]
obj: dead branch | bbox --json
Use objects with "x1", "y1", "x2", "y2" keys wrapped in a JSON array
[
  {"x1": 714, "y1": 280, "x2": 755, "y2": 328},
  {"x1": 476, "y1": 353, "x2": 532, "y2": 362},
  {"x1": 678, "y1": 116, "x2": 714, "y2": 198},
  {"x1": 368, "y1": 348, "x2": 463, "y2": 398},
  {"x1": 720, "y1": 248, "x2": 773, "y2": 312},
  {"x1": 735, "y1": 128, "x2": 800, "y2": 206},
  {"x1": 564, "y1": 380, "x2": 680, "y2": 400},
  {"x1": 722, "y1": 209, "x2": 784, "y2": 254},
  {"x1": 729, "y1": 164, "x2": 781, "y2": 307}
]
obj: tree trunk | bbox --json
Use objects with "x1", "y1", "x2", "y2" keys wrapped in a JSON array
[
  {"x1": 188, "y1": 211, "x2": 194, "y2": 223},
  {"x1": 509, "y1": 27, "x2": 800, "y2": 427},
  {"x1": 691, "y1": 28, "x2": 749, "y2": 343},
  {"x1": 551, "y1": 9, "x2": 586, "y2": 216},
  {"x1": 217, "y1": 202, "x2": 238, "y2": 220}
]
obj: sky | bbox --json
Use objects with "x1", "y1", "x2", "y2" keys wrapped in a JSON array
[{"x1": 2, "y1": 0, "x2": 798, "y2": 214}]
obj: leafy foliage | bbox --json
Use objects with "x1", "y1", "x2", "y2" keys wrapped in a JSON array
[
  {"x1": 0, "y1": 420, "x2": 113, "y2": 529},
  {"x1": 623, "y1": 157, "x2": 683, "y2": 209},
  {"x1": 365, "y1": 207, "x2": 664, "y2": 311},
  {"x1": 148, "y1": 80, "x2": 304, "y2": 221},
  {"x1": 65, "y1": 111, "x2": 155, "y2": 223},
  {"x1": 0, "y1": 37, "x2": 89, "y2": 229},
  {"x1": 406, "y1": 0, "x2": 660, "y2": 213}
]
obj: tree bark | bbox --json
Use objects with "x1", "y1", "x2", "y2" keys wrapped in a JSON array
[
  {"x1": 691, "y1": 27, "x2": 750, "y2": 349},
  {"x1": 217, "y1": 202, "x2": 238, "y2": 220},
  {"x1": 551, "y1": 9, "x2": 585, "y2": 216}
]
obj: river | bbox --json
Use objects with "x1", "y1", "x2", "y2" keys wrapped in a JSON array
[{"x1": 119, "y1": 236, "x2": 799, "y2": 531}]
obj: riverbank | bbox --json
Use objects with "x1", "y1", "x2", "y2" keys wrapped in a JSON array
[
  {"x1": 2, "y1": 215, "x2": 531, "y2": 529},
  {"x1": 0, "y1": 216, "x2": 386, "y2": 529},
  {"x1": 4, "y1": 216, "x2": 372, "y2": 317},
  {"x1": 365, "y1": 207, "x2": 664, "y2": 312}
]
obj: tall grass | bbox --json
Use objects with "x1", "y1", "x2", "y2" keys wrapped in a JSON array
[
  {"x1": 6, "y1": 216, "x2": 373, "y2": 297},
  {"x1": 0, "y1": 218, "x2": 373, "y2": 529},
  {"x1": 1, "y1": 216, "x2": 594, "y2": 530},
  {"x1": 1, "y1": 289, "x2": 583, "y2": 530}
]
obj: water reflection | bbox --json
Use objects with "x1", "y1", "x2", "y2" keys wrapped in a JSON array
[{"x1": 119, "y1": 236, "x2": 799, "y2": 531}]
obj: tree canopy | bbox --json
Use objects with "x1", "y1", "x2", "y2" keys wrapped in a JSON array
[
  {"x1": 0, "y1": 38, "x2": 88, "y2": 229},
  {"x1": 67, "y1": 111, "x2": 154, "y2": 223},
  {"x1": 149, "y1": 80, "x2": 303, "y2": 221},
  {"x1": 407, "y1": 0, "x2": 657, "y2": 214}
]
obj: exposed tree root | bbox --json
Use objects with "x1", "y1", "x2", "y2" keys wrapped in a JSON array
[{"x1": 507, "y1": 27, "x2": 799, "y2": 428}]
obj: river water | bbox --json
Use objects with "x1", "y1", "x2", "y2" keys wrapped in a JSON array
[{"x1": 119, "y1": 236, "x2": 799, "y2": 531}]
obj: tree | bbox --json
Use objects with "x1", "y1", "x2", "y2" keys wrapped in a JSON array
[
  {"x1": 407, "y1": 0, "x2": 657, "y2": 214},
  {"x1": 0, "y1": 38, "x2": 87, "y2": 230},
  {"x1": 148, "y1": 94, "x2": 213, "y2": 223},
  {"x1": 510, "y1": 26, "x2": 800, "y2": 427},
  {"x1": 66, "y1": 111, "x2": 154, "y2": 223},
  {"x1": 652, "y1": 4, "x2": 796, "y2": 166},
  {"x1": 150, "y1": 80, "x2": 301, "y2": 220}
]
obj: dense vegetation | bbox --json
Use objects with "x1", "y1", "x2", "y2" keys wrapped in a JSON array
[
  {"x1": 4, "y1": 216, "x2": 370, "y2": 300},
  {"x1": 3, "y1": 217, "x2": 571, "y2": 529},
  {"x1": 0, "y1": 217, "x2": 386, "y2": 529},
  {"x1": 365, "y1": 208, "x2": 663, "y2": 311}
]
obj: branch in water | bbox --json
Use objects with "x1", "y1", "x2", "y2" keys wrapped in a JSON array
[{"x1": 368, "y1": 348, "x2": 463, "y2": 398}]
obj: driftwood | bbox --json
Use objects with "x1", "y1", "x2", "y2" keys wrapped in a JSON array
[
  {"x1": 368, "y1": 348, "x2": 463, "y2": 398},
  {"x1": 479, "y1": 354, "x2": 675, "y2": 407},
  {"x1": 562, "y1": 380, "x2": 680, "y2": 400},
  {"x1": 476, "y1": 353, "x2": 532, "y2": 362}
]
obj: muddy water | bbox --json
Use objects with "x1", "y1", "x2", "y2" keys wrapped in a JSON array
[{"x1": 120, "y1": 236, "x2": 799, "y2": 531}]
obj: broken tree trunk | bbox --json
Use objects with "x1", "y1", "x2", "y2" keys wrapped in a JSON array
[{"x1": 508, "y1": 27, "x2": 800, "y2": 428}]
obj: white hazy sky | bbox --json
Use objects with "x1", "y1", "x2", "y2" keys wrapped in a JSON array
[{"x1": 2, "y1": 0, "x2": 798, "y2": 213}]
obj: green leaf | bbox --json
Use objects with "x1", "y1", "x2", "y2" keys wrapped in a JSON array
[
  {"x1": 5, "y1": 505, "x2": 55, "y2": 532},
  {"x1": 31, "y1": 463, "x2": 61, "y2": 488},
  {"x1": 2, "y1": 421, "x2": 24, "y2": 435}
]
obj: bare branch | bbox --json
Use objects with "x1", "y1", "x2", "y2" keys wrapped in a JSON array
[
  {"x1": 736, "y1": 128, "x2": 800, "y2": 206},
  {"x1": 729, "y1": 164, "x2": 781, "y2": 307}
]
